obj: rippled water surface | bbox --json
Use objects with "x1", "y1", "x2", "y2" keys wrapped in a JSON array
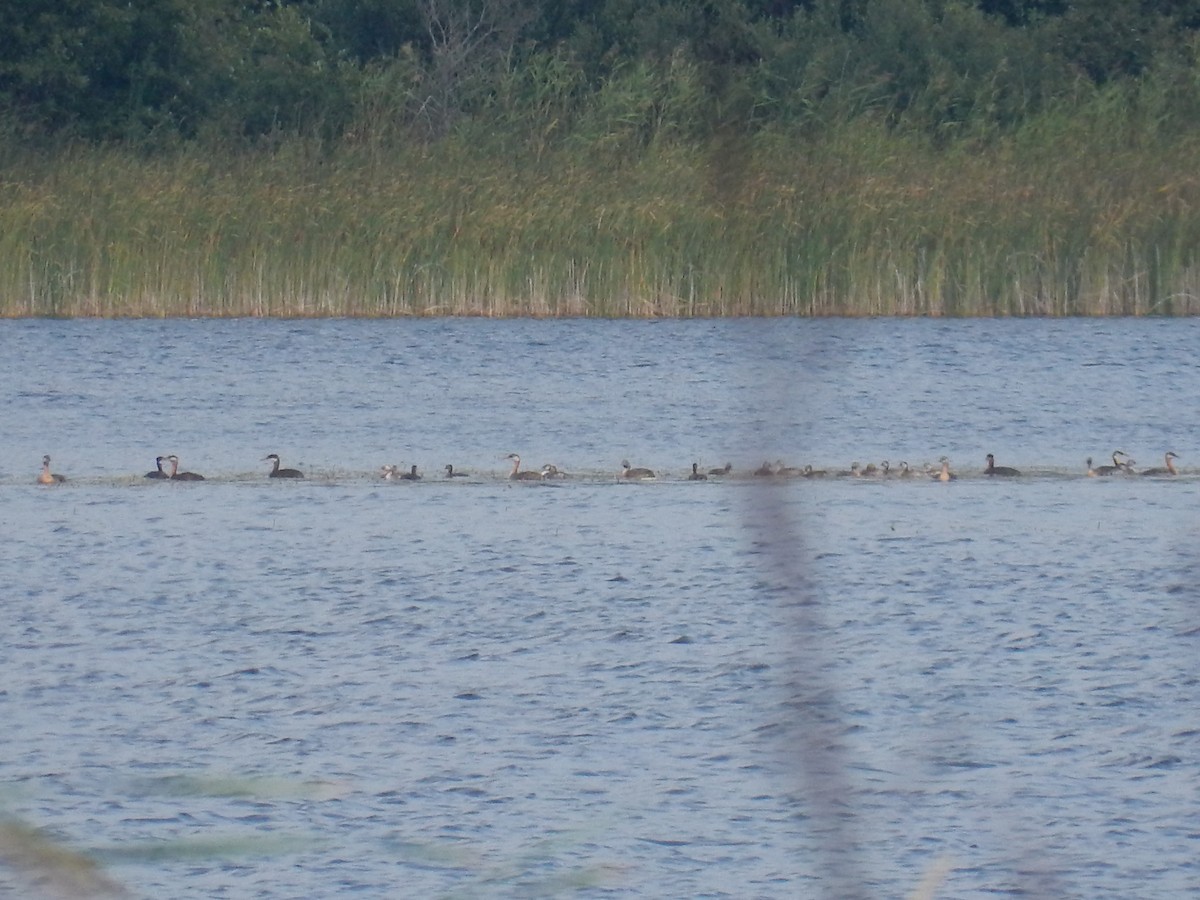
[{"x1": 2, "y1": 318, "x2": 1199, "y2": 898}]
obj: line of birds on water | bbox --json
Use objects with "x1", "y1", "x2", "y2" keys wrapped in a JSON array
[{"x1": 34, "y1": 449, "x2": 1183, "y2": 485}]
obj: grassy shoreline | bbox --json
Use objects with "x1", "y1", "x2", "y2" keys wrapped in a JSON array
[{"x1": 4, "y1": 110, "x2": 1200, "y2": 318}]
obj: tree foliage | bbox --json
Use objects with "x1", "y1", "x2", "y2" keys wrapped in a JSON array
[{"x1": 0, "y1": 0, "x2": 1198, "y2": 146}]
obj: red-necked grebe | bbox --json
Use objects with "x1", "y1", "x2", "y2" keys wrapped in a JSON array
[
  {"x1": 166, "y1": 455, "x2": 204, "y2": 481},
  {"x1": 507, "y1": 454, "x2": 544, "y2": 481},
  {"x1": 934, "y1": 457, "x2": 955, "y2": 481},
  {"x1": 688, "y1": 462, "x2": 707, "y2": 481},
  {"x1": 263, "y1": 453, "x2": 304, "y2": 479},
  {"x1": 621, "y1": 460, "x2": 655, "y2": 480},
  {"x1": 400, "y1": 464, "x2": 421, "y2": 481},
  {"x1": 541, "y1": 464, "x2": 566, "y2": 479},
  {"x1": 145, "y1": 456, "x2": 169, "y2": 479},
  {"x1": 1092, "y1": 450, "x2": 1131, "y2": 476},
  {"x1": 444, "y1": 464, "x2": 468, "y2": 478},
  {"x1": 38, "y1": 455, "x2": 66, "y2": 484},
  {"x1": 984, "y1": 453, "x2": 1020, "y2": 476},
  {"x1": 803, "y1": 464, "x2": 828, "y2": 477},
  {"x1": 1141, "y1": 451, "x2": 1179, "y2": 476},
  {"x1": 708, "y1": 463, "x2": 732, "y2": 476},
  {"x1": 754, "y1": 461, "x2": 775, "y2": 477}
]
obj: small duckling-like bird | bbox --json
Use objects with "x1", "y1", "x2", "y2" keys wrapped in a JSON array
[
  {"x1": 145, "y1": 456, "x2": 169, "y2": 479},
  {"x1": 708, "y1": 463, "x2": 732, "y2": 476},
  {"x1": 984, "y1": 453, "x2": 1020, "y2": 476},
  {"x1": 621, "y1": 460, "x2": 655, "y2": 480},
  {"x1": 38, "y1": 455, "x2": 66, "y2": 484},
  {"x1": 934, "y1": 457, "x2": 955, "y2": 481},
  {"x1": 507, "y1": 453, "x2": 544, "y2": 481},
  {"x1": 688, "y1": 462, "x2": 708, "y2": 481},
  {"x1": 1140, "y1": 451, "x2": 1179, "y2": 476},
  {"x1": 263, "y1": 453, "x2": 304, "y2": 478},
  {"x1": 166, "y1": 455, "x2": 204, "y2": 481},
  {"x1": 444, "y1": 464, "x2": 469, "y2": 478}
]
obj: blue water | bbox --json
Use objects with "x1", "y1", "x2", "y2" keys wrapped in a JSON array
[{"x1": 1, "y1": 318, "x2": 1198, "y2": 898}]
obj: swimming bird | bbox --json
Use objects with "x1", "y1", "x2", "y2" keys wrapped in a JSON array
[
  {"x1": 1086, "y1": 457, "x2": 1098, "y2": 477},
  {"x1": 400, "y1": 464, "x2": 421, "y2": 481},
  {"x1": 540, "y1": 463, "x2": 567, "y2": 479},
  {"x1": 1140, "y1": 451, "x2": 1179, "y2": 476},
  {"x1": 621, "y1": 460, "x2": 655, "y2": 480},
  {"x1": 1092, "y1": 450, "x2": 1131, "y2": 476},
  {"x1": 38, "y1": 455, "x2": 66, "y2": 484},
  {"x1": 145, "y1": 456, "x2": 169, "y2": 479},
  {"x1": 708, "y1": 463, "x2": 732, "y2": 476},
  {"x1": 263, "y1": 453, "x2": 304, "y2": 479},
  {"x1": 380, "y1": 464, "x2": 401, "y2": 480},
  {"x1": 166, "y1": 455, "x2": 204, "y2": 481},
  {"x1": 507, "y1": 453, "x2": 544, "y2": 481},
  {"x1": 753, "y1": 461, "x2": 775, "y2": 477},
  {"x1": 894, "y1": 461, "x2": 913, "y2": 478},
  {"x1": 934, "y1": 457, "x2": 955, "y2": 481},
  {"x1": 688, "y1": 462, "x2": 708, "y2": 481},
  {"x1": 984, "y1": 453, "x2": 1020, "y2": 476},
  {"x1": 802, "y1": 465, "x2": 828, "y2": 477},
  {"x1": 861, "y1": 461, "x2": 879, "y2": 477},
  {"x1": 444, "y1": 464, "x2": 469, "y2": 478},
  {"x1": 774, "y1": 460, "x2": 803, "y2": 477}
]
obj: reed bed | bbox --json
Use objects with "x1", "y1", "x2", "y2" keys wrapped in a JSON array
[{"x1": 2, "y1": 99, "x2": 1199, "y2": 317}]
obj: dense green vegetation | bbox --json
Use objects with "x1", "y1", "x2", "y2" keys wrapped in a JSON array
[{"x1": 3, "y1": 0, "x2": 1200, "y2": 316}]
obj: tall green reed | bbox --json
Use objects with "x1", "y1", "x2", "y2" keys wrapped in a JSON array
[{"x1": 1, "y1": 86, "x2": 1198, "y2": 318}]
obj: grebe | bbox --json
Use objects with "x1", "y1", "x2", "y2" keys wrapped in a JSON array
[
  {"x1": 263, "y1": 453, "x2": 304, "y2": 478},
  {"x1": 895, "y1": 461, "x2": 913, "y2": 478},
  {"x1": 541, "y1": 463, "x2": 567, "y2": 479},
  {"x1": 688, "y1": 463, "x2": 708, "y2": 481},
  {"x1": 38, "y1": 455, "x2": 66, "y2": 484},
  {"x1": 506, "y1": 454, "x2": 543, "y2": 481},
  {"x1": 145, "y1": 456, "x2": 169, "y2": 479},
  {"x1": 934, "y1": 457, "x2": 955, "y2": 481},
  {"x1": 861, "y1": 461, "x2": 879, "y2": 477},
  {"x1": 802, "y1": 465, "x2": 827, "y2": 477},
  {"x1": 774, "y1": 460, "x2": 802, "y2": 477},
  {"x1": 708, "y1": 463, "x2": 732, "y2": 476},
  {"x1": 1140, "y1": 451, "x2": 1179, "y2": 476},
  {"x1": 380, "y1": 464, "x2": 400, "y2": 480},
  {"x1": 620, "y1": 460, "x2": 655, "y2": 480},
  {"x1": 400, "y1": 464, "x2": 421, "y2": 481},
  {"x1": 166, "y1": 455, "x2": 204, "y2": 481},
  {"x1": 444, "y1": 464, "x2": 469, "y2": 478},
  {"x1": 984, "y1": 453, "x2": 1020, "y2": 476},
  {"x1": 1092, "y1": 450, "x2": 1131, "y2": 476},
  {"x1": 753, "y1": 461, "x2": 775, "y2": 477}
]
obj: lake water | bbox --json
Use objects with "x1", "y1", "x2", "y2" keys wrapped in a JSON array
[{"x1": 1, "y1": 318, "x2": 1198, "y2": 898}]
